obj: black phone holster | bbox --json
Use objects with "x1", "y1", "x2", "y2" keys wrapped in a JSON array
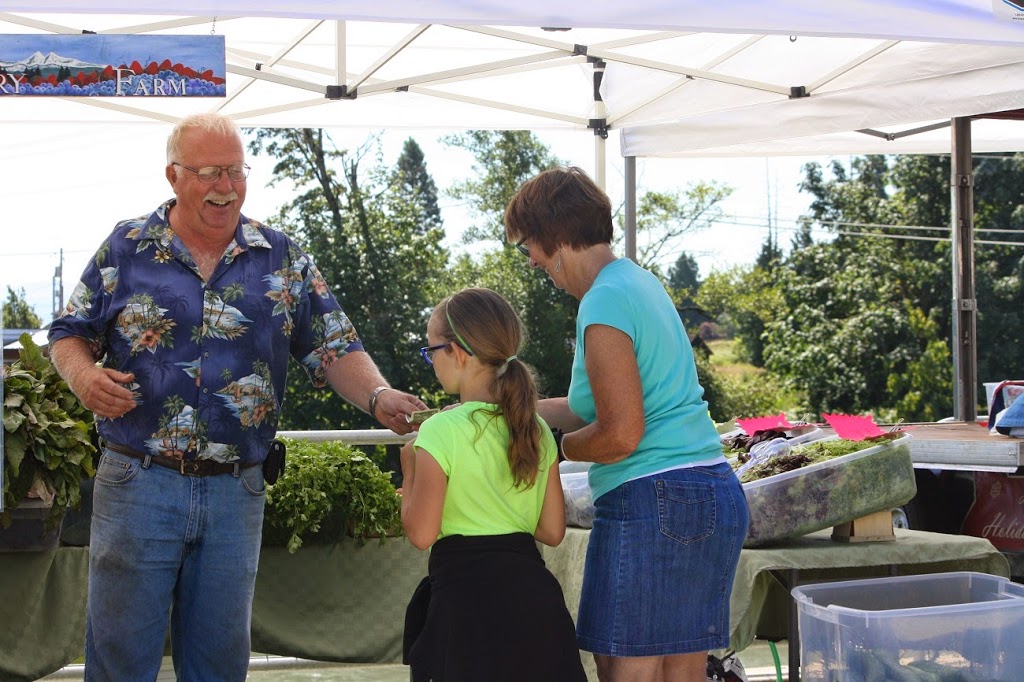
[{"x1": 263, "y1": 439, "x2": 286, "y2": 485}]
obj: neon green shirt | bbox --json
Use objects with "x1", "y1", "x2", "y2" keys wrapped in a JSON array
[{"x1": 412, "y1": 401, "x2": 557, "y2": 540}]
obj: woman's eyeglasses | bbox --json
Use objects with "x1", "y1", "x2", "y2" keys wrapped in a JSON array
[
  {"x1": 420, "y1": 342, "x2": 451, "y2": 365},
  {"x1": 513, "y1": 237, "x2": 530, "y2": 258}
]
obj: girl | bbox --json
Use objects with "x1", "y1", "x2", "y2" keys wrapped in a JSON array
[{"x1": 400, "y1": 287, "x2": 586, "y2": 682}]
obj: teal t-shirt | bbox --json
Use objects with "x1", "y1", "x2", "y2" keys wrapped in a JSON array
[
  {"x1": 567, "y1": 258, "x2": 722, "y2": 500},
  {"x1": 411, "y1": 401, "x2": 557, "y2": 540}
]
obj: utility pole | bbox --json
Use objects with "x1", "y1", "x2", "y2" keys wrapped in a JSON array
[{"x1": 51, "y1": 249, "x2": 63, "y2": 324}]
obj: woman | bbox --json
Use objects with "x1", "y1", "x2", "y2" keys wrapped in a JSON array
[{"x1": 504, "y1": 166, "x2": 749, "y2": 682}]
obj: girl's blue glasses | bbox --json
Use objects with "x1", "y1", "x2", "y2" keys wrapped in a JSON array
[{"x1": 420, "y1": 342, "x2": 450, "y2": 365}]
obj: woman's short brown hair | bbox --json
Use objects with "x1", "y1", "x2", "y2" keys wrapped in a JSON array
[{"x1": 503, "y1": 166, "x2": 613, "y2": 257}]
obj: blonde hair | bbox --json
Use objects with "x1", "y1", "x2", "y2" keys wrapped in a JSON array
[
  {"x1": 166, "y1": 113, "x2": 243, "y2": 165},
  {"x1": 434, "y1": 287, "x2": 542, "y2": 488}
]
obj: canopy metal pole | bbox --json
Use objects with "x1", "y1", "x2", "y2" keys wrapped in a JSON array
[
  {"x1": 592, "y1": 58, "x2": 607, "y2": 190},
  {"x1": 624, "y1": 156, "x2": 637, "y2": 262},
  {"x1": 335, "y1": 20, "x2": 346, "y2": 85},
  {"x1": 951, "y1": 116, "x2": 977, "y2": 422}
]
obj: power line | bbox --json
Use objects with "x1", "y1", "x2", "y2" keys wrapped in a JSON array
[{"x1": 728, "y1": 213, "x2": 1024, "y2": 235}]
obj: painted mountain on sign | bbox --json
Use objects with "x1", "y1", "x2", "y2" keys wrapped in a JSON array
[{"x1": 0, "y1": 50, "x2": 105, "y2": 73}]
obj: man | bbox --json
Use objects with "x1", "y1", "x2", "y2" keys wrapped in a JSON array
[{"x1": 48, "y1": 112, "x2": 425, "y2": 681}]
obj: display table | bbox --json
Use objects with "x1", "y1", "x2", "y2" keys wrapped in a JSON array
[
  {"x1": 0, "y1": 529, "x2": 1008, "y2": 682},
  {"x1": 0, "y1": 540, "x2": 428, "y2": 682},
  {"x1": 541, "y1": 527, "x2": 1010, "y2": 682}
]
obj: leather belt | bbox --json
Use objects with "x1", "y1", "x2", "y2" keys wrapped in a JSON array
[{"x1": 103, "y1": 441, "x2": 259, "y2": 477}]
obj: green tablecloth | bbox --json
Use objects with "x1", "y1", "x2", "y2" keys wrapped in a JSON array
[
  {"x1": 0, "y1": 540, "x2": 428, "y2": 682},
  {"x1": 251, "y1": 540, "x2": 428, "y2": 663},
  {"x1": 0, "y1": 548, "x2": 90, "y2": 682},
  {"x1": 0, "y1": 528, "x2": 1009, "y2": 682},
  {"x1": 540, "y1": 527, "x2": 1010, "y2": 653}
]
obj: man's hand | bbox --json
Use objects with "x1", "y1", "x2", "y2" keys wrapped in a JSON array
[
  {"x1": 50, "y1": 337, "x2": 137, "y2": 420},
  {"x1": 376, "y1": 390, "x2": 428, "y2": 435},
  {"x1": 72, "y1": 365, "x2": 137, "y2": 419}
]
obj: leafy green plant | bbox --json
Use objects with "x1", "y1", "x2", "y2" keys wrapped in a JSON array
[
  {"x1": 3, "y1": 333, "x2": 98, "y2": 531},
  {"x1": 262, "y1": 437, "x2": 403, "y2": 553}
]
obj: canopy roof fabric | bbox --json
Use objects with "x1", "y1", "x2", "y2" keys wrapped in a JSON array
[
  {"x1": 2, "y1": 1, "x2": 1024, "y2": 144},
  {"x1": 616, "y1": 41, "x2": 1024, "y2": 157},
  {"x1": 6, "y1": 0, "x2": 1024, "y2": 44},
  {"x1": 622, "y1": 118, "x2": 1024, "y2": 158}
]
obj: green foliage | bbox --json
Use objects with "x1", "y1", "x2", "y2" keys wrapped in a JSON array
[
  {"x1": 762, "y1": 240, "x2": 916, "y2": 414},
  {"x1": 745, "y1": 153, "x2": 1007, "y2": 419},
  {"x1": 262, "y1": 438, "x2": 402, "y2": 553},
  {"x1": 442, "y1": 131, "x2": 578, "y2": 396},
  {"x1": 696, "y1": 265, "x2": 784, "y2": 366},
  {"x1": 721, "y1": 372, "x2": 804, "y2": 421},
  {"x1": 631, "y1": 182, "x2": 732, "y2": 275},
  {"x1": 886, "y1": 307, "x2": 953, "y2": 421},
  {"x1": 694, "y1": 352, "x2": 731, "y2": 423},
  {"x1": 444, "y1": 130, "x2": 560, "y2": 243},
  {"x1": 247, "y1": 130, "x2": 449, "y2": 429},
  {"x1": 3, "y1": 285, "x2": 43, "y2": 329},
  {"x1": 2, "y1": 333, "x2": 97, "y2": 530}
]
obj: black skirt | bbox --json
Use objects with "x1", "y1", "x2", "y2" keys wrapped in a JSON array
[{"x1": 403, "y1": 532, "x2": 588, "y2": 682}]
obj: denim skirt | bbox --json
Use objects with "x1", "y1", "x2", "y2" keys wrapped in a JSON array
[{"x1": 575, "y1": 462, "x2": 749, "y2": 657}]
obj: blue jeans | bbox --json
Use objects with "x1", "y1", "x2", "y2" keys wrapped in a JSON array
[
  {"x1": 576, "y1": 462, "x2": 749, "y2": 656},
  {"x1": 85, "y1": 448, "x2": 266, "y2": 681}
]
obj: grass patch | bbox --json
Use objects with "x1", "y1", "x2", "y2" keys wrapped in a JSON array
[{"x1": 707, "y1": 339, "x2": 762, "y2": 380}]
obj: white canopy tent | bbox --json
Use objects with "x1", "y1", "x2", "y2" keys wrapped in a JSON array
[
  {"x1": 3, "y1": 0, "x2": 1023, "y2": 419},
  {"x1": 4, "y1": 2, "x2": 1024, "y2": 174}
]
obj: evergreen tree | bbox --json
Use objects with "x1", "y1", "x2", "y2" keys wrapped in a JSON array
[{"x1": 393, "y1": 138, "x2": 442, "y2": 233}]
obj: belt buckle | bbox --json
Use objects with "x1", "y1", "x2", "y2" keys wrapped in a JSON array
[{"x1": 179, "y1": 459, "x2": 202, "y2": 476}]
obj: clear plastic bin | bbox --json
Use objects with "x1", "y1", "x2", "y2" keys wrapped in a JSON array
[
  {"x1": 792, "y1": 571, "x2": 1024, "y2": 681},
  {"x1": 743, "y1": 434, "x2": 915, "y2": 547}
]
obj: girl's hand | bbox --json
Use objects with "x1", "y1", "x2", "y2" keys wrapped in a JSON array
[{"x1": 400, "y1": 439, "x2": 417, "y2": 478}]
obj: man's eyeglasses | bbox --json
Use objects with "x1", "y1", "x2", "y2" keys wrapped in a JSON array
[
  {"x1": 420, "y1": 342, "x2": 451, "y2": 365},
  {"x1": 172, "y1": 162, "x2": 250, "y2": 184},
  {"x1": 513, "y1": 237, "x2": 530, "y2": 258}
]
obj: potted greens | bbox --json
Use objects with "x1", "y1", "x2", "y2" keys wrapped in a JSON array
[
  {"x1": 2, "y1": 333, "x2": 98, "y2": 548},
  {"x1": 261, "y1": 437, "x2": 402, "y2": 553}
]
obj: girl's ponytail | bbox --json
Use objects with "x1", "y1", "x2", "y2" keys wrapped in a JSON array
[{"x1": 441, "y1": 288, "x2": 543, "y2": 488}]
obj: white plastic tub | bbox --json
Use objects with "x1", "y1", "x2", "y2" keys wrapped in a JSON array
[
  {"x1": 743, "y1": 434, "x2": 915, "y2": 547},
  {"x1": 793, "y1": 571, "x2": 1024, "y2": 681}
]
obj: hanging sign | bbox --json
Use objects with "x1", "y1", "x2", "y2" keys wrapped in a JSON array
[{"x1": 0, "y1": 34, "x2": 225, "y2": 97}]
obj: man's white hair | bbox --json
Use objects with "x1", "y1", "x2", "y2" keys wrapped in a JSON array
[{"x1": 166, "y1": 113, "x2": 242, "y2": 165}]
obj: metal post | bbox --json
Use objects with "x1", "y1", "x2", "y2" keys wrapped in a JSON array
[
  {"x1": 950, "y1": 117, "x2": 977, "y2": 422},
  {"x1": 624, "y1": 156, "x2": 637, "y2": 263},
  {"x1": 335, "y1": 21, "x2": 346, "y2": 85}
]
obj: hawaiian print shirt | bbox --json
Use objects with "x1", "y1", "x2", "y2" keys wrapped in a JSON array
[{"x1": 48, "y1": 199, "x2": 363, "y2": 465}]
